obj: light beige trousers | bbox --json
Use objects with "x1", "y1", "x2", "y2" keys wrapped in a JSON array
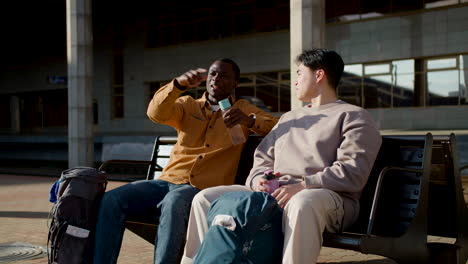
[{"x1": 181, "y1": 185, "x2": 344, "y2": 264}]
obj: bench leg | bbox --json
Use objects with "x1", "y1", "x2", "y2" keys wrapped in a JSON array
[
  {"x1": 427, "y1": 242, "x2": 467, "y2": 264},
  {"x1": 360, "y1": 236, "x2": 429, "y2": 264}
]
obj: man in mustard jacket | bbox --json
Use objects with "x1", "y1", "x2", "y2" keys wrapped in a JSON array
[{"x1": 93, "y1": 58, "x2": 278, "y2": 264}]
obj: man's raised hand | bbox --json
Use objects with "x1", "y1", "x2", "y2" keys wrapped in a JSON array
[{"x1": 175, "y1": 68, "x2": 208, "y2": 89}]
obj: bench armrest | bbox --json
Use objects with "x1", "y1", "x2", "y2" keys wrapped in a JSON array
[{"x1": 367, "y1": 166, "x2": 423, "y2": 235}]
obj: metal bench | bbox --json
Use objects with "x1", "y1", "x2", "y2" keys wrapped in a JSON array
[
  {"x1": 323, "y1": 134, "x2": 433, "y2": 263},
  {"x1": 324, "y1": 134, "x2": 467, "y2": 264},
  {"x1": 99, "y1": 134, "x2": 468, "y2": 264}
]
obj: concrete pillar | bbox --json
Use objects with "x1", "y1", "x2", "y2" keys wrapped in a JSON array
[
  {"x1": 10, "y1": 96, "x2": 20, "y2": 133},
  {"x1": 67, "y1": 0, "x2": 94, "y2": 167},
  {"x1": 290, "y1": 0, "x2": 325, "y2": 109}
]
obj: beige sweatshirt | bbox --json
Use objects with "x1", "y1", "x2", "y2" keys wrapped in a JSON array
[{"x1": 245, "y1": 100, "x2": 382, "y2": 228}]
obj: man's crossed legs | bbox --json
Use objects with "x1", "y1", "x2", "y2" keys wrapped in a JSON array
[{"x1": 182, "y1": 185, "x2": 344, "y2": 264}]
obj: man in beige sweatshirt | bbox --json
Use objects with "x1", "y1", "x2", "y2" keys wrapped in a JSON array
[{"x1": 181, "y1": 49, "x2": 382, "y2": 264}]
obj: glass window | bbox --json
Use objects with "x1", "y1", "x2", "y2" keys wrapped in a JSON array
[
  {"x1": 113, "y1": 86, "x2": 123, "y2": 95},
  {"x1": 344, "y1": 64, "x2": 363, "y2": 76},
  {"x1": 363, "y1": 75, "x2": 393, "y2": 108},
  {"x1": 236, "y1": 75, "x2": 256, "y2": 103},
  {"x1": 212, "y1": 13, "x2": 232, "y2": 38},
  {"x1": 235, "y1": 71, "x2": 290, "y2": 112},
  {"x1": 361, "y1": 0, "x2": 391, "y2": 17},
  {"x1": 393, "y1": 73, "x2": 415, "y2": 107},
  {"x1": 42, "y1": 90, "x2": 68, "y2": 127},
  {"x1": 338, "y1": 55, "x2": 467, "y2": 109},
  {"x1": 255, "y1": 9, "x2": 278, "y2": 32},
  {"x1": 460, "y1": 70, "x2": 467, "y2": 105},
  {"x1": 279, "y1": 83, "x2": 291, "y2": 112},
  {"x1": 113, "y1": 56, "x2": 123, "y2": 83},
  {"x1": 10, "y1": 90, "x2": 68, "y2": 131},
  {"x1": 392, "y1": 60, "x2": 415, "y2": 107},
  {"x1": 424, "y1": 0, "x2": 459, "y2": 9},
  {"x1": 338, "y1": 77, "x2": 362, "y2": 107},
  {"x1": 256, "y1": 84, "x2": 278, "y2": 112},
  {"x1": 0, "y1": 96, "x2": 11, "y2": 129},
  {"x1": 364, "y1": 63, "x2": 391, "y2": 75},
  {"x1": 148, "y1": 0, "x2": 289, "y2": 48},
  {"x1": 275, "y1": 2, "x2": 290, "y2": 30},
  {"x1": 234, "y1": 12, "x2": 254, "y2": 34},
  {"x1": 280, "y1": 72, "x2": 290, "y2": 81},
  {"x1": 326, "y1": 0, "x2": 360, "y2": 23},
  {"x1": 256, "y1": 72, "x2": 278, "y2": 84},
  {"x1": 392, "y1": 0, "x2": 424, "y2": 13},
  {"x1": 93, "y1": 100, "x2": 98, "y2": 125},
  {"x1": 279, "y1": 72, "x2": 291, "y2": 112},
  {"x1": 196, "y1": 19, "x2": 213, "y2": 41},
  {"x1": 238, "y1": 74, "x2": 273, "y2": 112},
  {"x1": 427, "y1": 57, "x2": 457, "y2": 70},
  {"x1": 236, "y1": 87, "x2": 255, "y2": 101},
  {"x1": 148, "y1": 81, "x2": 182, "y2": 100},
  {"x1": 112, "y1": 83, "x2": 124, "y2": 119},
  {"x1": 427, "y1": 70, "x2": 459, "y2": 105},
  {"x1": 148, "y1": 82, "x2": 161, "y2": 102},
  {"x1": 460, "y1": 55, "x2": 468, "y2": 69},
  {"x1": 340, "y1": 64, "x2": 363, "y2": 106},
  {"x1": 459, "y1": 55, "x2": 467, "y2": 105},
  {"x1": 113, "y1": 95, "x2": 124, "y2": 118},
  {"x1": 112, "y1": 49, "x2": 124, "y2": 119},
  {"x1": 393, "y1": 59, "x2": 414, "y2": 74},
  {"x1": 326, "y1": 0, "x2": 461, "y2": 24},
  {"x1": 363, "y1": 62, "x2": 393, "y2": 108},
  {"x1": 255, "y1": 73, "x2": 280, "y2": 112}
]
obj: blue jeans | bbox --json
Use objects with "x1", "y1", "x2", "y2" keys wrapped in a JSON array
[
  {"x1": 193, "y1": 191, "x2": 283, "y2": 264},
  {"x1": 93, "y1": 179, "x2": 200, "y2": 264}
]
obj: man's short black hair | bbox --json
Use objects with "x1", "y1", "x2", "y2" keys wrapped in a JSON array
[
  {"x1": 215, "y1": 58, "x2": 240, "y2": 81},
  {"x1": 296, "y1": 49, "x2": 344, "y2": 89}
]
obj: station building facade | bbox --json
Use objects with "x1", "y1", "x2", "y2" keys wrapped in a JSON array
[{"x1": 0, "y1": 0, "x2": 467, "y2": 168}]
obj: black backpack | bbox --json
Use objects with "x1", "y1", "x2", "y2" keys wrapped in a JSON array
[{"x1": 48, "y1": 167, "x2": 107, "y2": 264}]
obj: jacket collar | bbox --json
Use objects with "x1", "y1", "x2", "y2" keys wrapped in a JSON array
[{"x1": 198, "y1": 92, "x2": 236, "y2": 110}]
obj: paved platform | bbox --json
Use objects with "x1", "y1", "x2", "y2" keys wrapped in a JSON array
[{"x1": 0, "y1": 174, "x2": 464, "y2": 264}]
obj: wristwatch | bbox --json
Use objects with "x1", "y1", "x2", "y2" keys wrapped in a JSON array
[{"x1": 249, "y1": 114, "x2": 256, "y2": 128}]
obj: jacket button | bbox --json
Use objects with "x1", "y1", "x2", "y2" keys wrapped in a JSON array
[
  {"x1": 190, "y1": 174, "x2": 194, "y2": 178},
  {"x1": 199, "y1": 155, "x2": 203, "y2": 159},
  {"x1": 206, "y1": 144, "x2": 210, "y2": 147},
  {"x1": 209, "y1": 125, "x2": 213, "y2": 128}
]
